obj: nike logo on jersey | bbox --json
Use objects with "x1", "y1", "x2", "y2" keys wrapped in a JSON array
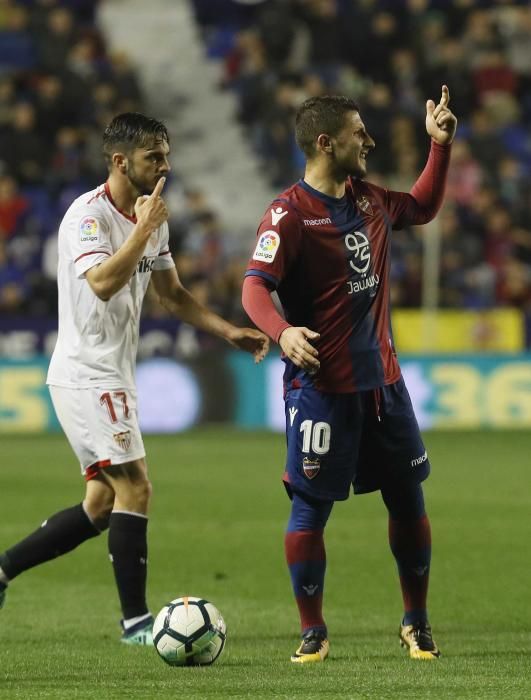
[
  {"x1": 271, "y1": 206, "x2": 288, "y2": 226},
  {"x1": 289, "y1": 407, "x2": 298, "y2": 426},
  {"x1": 136, "y1": 256, "x2": 156, "y2": 274}
]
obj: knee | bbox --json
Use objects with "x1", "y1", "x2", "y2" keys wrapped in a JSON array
[
  {"x1": 84, "y1": 494, "x2": 114, "y2": 531},
  {"x1": 122, "y1": 476, "x2": 152, "y2": 512},
  {"x1": 382, "y1": 481, "x2": 426, "y2": 521},
  {"x1": 288, "y1": 491, "x2": 333, "y2": 532},
  {"x1": 136, "y1": 478, "x2": 153, "y2": 509}
]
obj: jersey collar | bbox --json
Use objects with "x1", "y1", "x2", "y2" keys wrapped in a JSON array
[
  {"x1": 104, "y1": 182, "x2": 137, "y2": 223},
  {"x1": 298, "y1": 178, "x2": 348, "y2": 207}
]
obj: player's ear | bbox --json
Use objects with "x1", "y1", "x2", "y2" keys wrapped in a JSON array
[
  {"x1": 112, "y1": 152, "x2": 128, "y2": 174},
  {"x1": 316, "y1": 133, "x2": 333, "y2": 154}
]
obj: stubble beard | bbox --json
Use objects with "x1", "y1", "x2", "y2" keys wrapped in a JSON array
[
  {"x1": 126, "y1": 165, "x2": 153, "y2": 196},
  {"x1": 336, "y1": 160, "x2": 366, "y2": 181},
  {"x1": 348, "y1": 156, "x2": 367, "y2": 179}
]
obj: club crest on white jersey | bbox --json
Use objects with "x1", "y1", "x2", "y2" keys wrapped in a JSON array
[{"x1": 253, "y1": 230, "x2": 280, "y2": 263}]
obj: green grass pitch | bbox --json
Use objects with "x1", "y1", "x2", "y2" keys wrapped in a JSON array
[{"x1": 1, "y1": 429, "x2": 530, "y2": 699}]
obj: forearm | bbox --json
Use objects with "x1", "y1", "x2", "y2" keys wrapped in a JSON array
[
  {"x1": 242, "y1": 275, "x2": 290, "y2": 342},
  {"x1": 87, "y1": 224, "x2": 151, "y2": 300},
  {"x1": 160, "y1": 286, "x2": 236, "y2": 341},
  {"x1": 409, "y1": 140, "x2": 451, "y2": 222}
]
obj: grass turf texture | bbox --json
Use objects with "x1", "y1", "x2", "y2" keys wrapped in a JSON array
[{"x1": 0, "y1": 429, "x2": 530, "y2": 699}]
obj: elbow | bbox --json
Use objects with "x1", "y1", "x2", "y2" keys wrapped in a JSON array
[
  {"x1": 95, "y1": 288, "x2": 111, "y2": 302},
  {"x1": 419, "y1": 208, "x2": 438, "y2": 225},
  {"x1": 156, "y1": 293, "x2": 172, "y2": 312},
  {"x1": 89, "y1": 279, "x2": 112, "y2": 302},
  {"x1": 169, "y1": 283, "x2": 188, "y2": 310},
  {"x1": 157, "y1": 284, "x2": 187, "y2": 313}
]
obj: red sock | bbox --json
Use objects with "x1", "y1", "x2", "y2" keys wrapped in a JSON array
[
  {"x1": 285, "y1": 530, "x2": 326, "y2": 632},
  {"x1": 389, "y1": 515, "x2": 432, "y2": 625}
]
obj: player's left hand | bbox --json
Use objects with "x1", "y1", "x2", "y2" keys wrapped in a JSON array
[
  {"x1": 426, "y1": 85, "x2": 457, "y2": 145},
  {"x1": 227, "y1": 327, "x2": 270, "y2": 363}
]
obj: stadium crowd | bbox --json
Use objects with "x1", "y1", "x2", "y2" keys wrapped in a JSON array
[
  {"x1": 0, "y1": 0, "x2": 144, "y2": 316},
  {"x1": 193, "y1": 0, "x2": 531, "y2": 334},
  {"x1": 0, "y1": 0, "x2": 530, "y2": 345}
]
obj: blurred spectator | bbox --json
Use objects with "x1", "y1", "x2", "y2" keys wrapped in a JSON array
[
  {"x1": 0, "y1": 76, "x2": 15, "y2": 128},
  {"x1": 446, "y1": 140, "x2": 483, "y2": 207},
  {"x1": 497, "y1": 255, "x2": 531, "y2": 309},
  {"x1": 34, "y1": 74, "x2": 79, "y2": 143},
  {"x1": 107, "y1": 51, "x2": 143, "y2": 107},
  {"x1": 36, "y1": 5, "x2": 77, "y2": 73},
  {"x1": 0, "y1": 239, "x2": 26, "y2": 314},
  {"x1": 0, "y1": 175, "x2": 29, "y2": 240},
  {"x1": 0, "y1": 102, "x2": 50, "y2": 185},
  {"x1": 0, "y1": 4, "x2": 35, "y2": 70},
  {"x1": 472, "y1": 48, "x2": 518, "y2": 103},
  {"x1": 47, "y1": 126, "x2": 87, "y2": 196}
]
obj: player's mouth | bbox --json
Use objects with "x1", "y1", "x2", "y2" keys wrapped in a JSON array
[{"x1": 360, "y1": 149, "x2": 369, "y2": 162}]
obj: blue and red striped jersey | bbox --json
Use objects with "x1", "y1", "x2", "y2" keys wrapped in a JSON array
[{"x1": 245, "y1": 175, "x2": 438, "y2": 393}]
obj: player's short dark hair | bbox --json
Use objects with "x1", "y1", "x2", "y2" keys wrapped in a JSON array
[
  {"x1": 295, "y1": 96, "x2": 360, "y2": 159},
  {"x1": 102, "y1": 112, "x2": 169, "y2": 167}
]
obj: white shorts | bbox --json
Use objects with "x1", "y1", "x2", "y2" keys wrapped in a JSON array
[{"x1": 49, "y1": 385, "x2": 146, "y2": 480}]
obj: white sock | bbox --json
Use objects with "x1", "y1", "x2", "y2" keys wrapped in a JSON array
[
  {"x1": 0, "y1": 566, "x2": 9, "y2": 585},
  {"x1": 122, "y1": 612, "x2": 151, "y2": 630}
]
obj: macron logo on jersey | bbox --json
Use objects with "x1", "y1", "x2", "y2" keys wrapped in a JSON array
[
  {"x1": 303, "y1": 217, "x2": 332, "y2": 226},
  {"x1": 252, "y1": 230, "x2": 280, "y2": 263},
  {"x1": 411, "y1": 451, "x2": 428, "y2": 468},
  {"x1": 271, "y1": 207, "x2": 288, "y2": 226}
]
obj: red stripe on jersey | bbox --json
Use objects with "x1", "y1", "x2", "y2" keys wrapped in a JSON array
[
  {"x1": 86, "y1": 187, "x2": 106, "y2": 205},
  {"x1": 158, "y1": 250, "x2": 171, "y2": 257},
  {"x1": 104, "y1": 181, "x2": 137, "y2": 223},
  {"x1": 84, "y1": 459, "x2": 112, "y2": 481},
  {"x1": 74, "y1": 250, "x2": 111, "y2": 263}
]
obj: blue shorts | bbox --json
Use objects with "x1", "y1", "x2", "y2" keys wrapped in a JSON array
[{"x1": 283, "y1": 376, "x2": 430, "y2": 502}]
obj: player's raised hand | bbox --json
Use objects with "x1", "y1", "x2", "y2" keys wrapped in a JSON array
[
  {"x1": 134, "y1": 176, "x2": 168, "y2": 234},
  {"x1": 279, "y1": 327, "x2": 320, "y2": 374},
  {"x1": 426, "y1": 85, "x2": 457, "y2": 145},
  {"x1": 227, "y1": 327, "x2": 270, "y2": 363}
]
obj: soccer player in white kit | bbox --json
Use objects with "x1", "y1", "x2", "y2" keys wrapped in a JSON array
[{"x1": 0, "y1": 113, "x2": 269, "y2": 644}]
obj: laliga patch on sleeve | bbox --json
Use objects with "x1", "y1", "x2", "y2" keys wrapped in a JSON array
[
  {"x1": 79, "y1": 216, "x2": 100, "y2": 244},
  {"x1": 252, "y1": 230, "x2": 280, "y2": 263}
]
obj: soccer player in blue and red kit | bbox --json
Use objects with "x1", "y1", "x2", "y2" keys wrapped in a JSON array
[{"x1": 242, "y1": 86, "x2": 457, "y2": 662}]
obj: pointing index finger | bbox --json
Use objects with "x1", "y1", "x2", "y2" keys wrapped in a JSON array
[
  {"x1": 151, "y1": 176, "x2": 166, "y2": 198},
  {"x1": 439, "y1": 85, "x2": 450, "y2": 107}
]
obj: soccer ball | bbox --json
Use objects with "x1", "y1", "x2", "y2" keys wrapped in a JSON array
[{"x1": 153, "y1": 596, "x2": 227, "y2": 666}]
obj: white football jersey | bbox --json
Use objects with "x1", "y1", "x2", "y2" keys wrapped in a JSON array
[{"x1": 47, "y1": 183, "x2": 175, "y2": 389}]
